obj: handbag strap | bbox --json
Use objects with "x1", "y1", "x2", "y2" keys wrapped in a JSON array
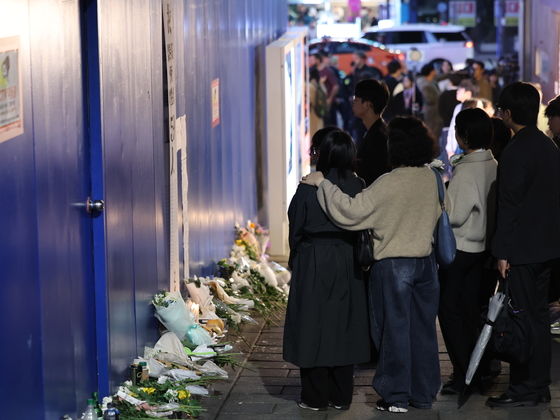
[{"x1": 430, "y1": 167, "x2": 445, "y2": 210}]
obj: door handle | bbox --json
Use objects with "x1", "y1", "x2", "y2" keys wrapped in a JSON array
[{"x1": 86, "y1": 197, "x2": 105, "y2": 216}]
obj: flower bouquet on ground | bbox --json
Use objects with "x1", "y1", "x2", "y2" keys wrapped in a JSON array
[
  {"x1": 106, "y1": 377, "x2": 205, "y2": 419},
  {"x1": 152, "y1": 291, "x2": 214, "y2": 348}
]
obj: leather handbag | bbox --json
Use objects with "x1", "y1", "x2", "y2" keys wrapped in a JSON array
[
  {"x1": 431, "y1": 168, "x2": 456, "y2": 267},
  {"x1": 355, "y1": 229, "x2": 375, "y2": 270}
]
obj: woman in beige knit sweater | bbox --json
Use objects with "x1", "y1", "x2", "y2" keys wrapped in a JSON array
[
  {"x1": 302, "y1": 117, "x2": 442, "y2": 413},
  {"x1": 438, "y1": 108, "x2": 498, "y2": 395}
]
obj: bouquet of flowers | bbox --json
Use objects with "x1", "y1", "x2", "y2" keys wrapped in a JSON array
[{"x1": 152, "y1": 291, "x2": 214, "y2": 348}]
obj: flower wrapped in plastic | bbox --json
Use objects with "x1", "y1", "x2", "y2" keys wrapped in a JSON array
[
  {"x1": 268, "y1": 260, "x2": 291, "y2": 287},
  {"x1": 185, "y1": 280, "x2": 219, "y2": 320},
  {"x1": 247, "y1": 220, "x2": 270, "y2": 258},
  {"x1": 234, "y1": 223, "x2": 262, "y2": 261},
  {"x1": 152, "y1": 291, "x2": 214, "y2": 347}
]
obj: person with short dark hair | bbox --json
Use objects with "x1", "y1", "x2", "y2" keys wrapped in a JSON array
[
  {"x1": 438, "y1": 108, "x2": 498, "y2": 395},
  {"x1": 309, "y1": 68, "x2": 327, "y2": 137},
  {"x1": 472, "y1": 60, "x2": 492, "y2": 101},
  {"x1": 384, "y1": 59, "x2": 403, "y2": 95},
  {"x1": 488, "y1": 82, "x2": 560, "y2": 408},
  {"x1": 284, "y1": 129, "x2": 370, "y2": 412},
  {"x1": 417, "y1": 63, "x2": 442, "y2": 139},
  {"x1": 352, "y1": 79, "x2": 390, "y2": 186},
  {"x1": 384, "y1": 72, "x2": 423, "y2": 121},
  {"x1": 302, "y1": 117, "x2": 443, "y2": 413},
  {"x1": 314, "y1": 52, "x2": 340, "y2": 126},
  {"x1": 446, "y1": 79, "x2": 480, "y2": 159},
  {"x1": 489, "y1": 117, "x2": 512, "y2": 161},
  {"x1": 545, "y1": 95, "x2": 560, "y2": 147}
]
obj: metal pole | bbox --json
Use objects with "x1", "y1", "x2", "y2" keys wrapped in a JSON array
[
  {"x1": 496, "y1": 0, "x2": 506, "y2": 58},
  {"x1": 409, "y1": 0, "x2": 418, "y2": 23}
]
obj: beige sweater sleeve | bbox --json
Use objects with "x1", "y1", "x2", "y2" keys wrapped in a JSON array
[{"x1": 316, "y1": 179, "x2": 377, "y2": 231}]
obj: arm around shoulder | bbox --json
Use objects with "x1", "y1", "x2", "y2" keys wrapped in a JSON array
[{"x1": 316, "y1": 179, "x2": 377, "y2": 230}]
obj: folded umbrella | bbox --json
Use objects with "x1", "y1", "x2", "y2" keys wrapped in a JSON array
[{"x1": 458, "y1": 291, "x2": 506, "y2": 408}]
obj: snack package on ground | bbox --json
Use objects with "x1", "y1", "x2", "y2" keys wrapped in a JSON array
[{"x1": 152, "y1": 291, "x2": 195, "y2": 341}]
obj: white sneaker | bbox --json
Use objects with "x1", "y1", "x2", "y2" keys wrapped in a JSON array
[{"x1": 376, "y1": 399, "x2": 408, "y2": 413}]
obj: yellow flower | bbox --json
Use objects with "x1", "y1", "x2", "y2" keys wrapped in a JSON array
[
  {"x1": 140, "y1": 387, "x2": 156, "y2": 395},
  {"x1": 250, "y1": 222, "x2": 256, "y2": 229},
  {"x1": 235, "y1": 239, "x2": 244, "y2": 246},
  {"x1": 177, "y1": 390, "x2": 190, "y2": 400}
]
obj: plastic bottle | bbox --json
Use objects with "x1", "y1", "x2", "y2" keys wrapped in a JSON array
[
  {"x1": 82, "y1": 399, "x2": 96, "y2": 420},
  {"x1": 92, "y1": 392, "x2": 103, "y2": 419}
]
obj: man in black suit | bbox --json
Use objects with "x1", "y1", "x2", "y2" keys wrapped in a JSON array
[
  {"x1": 488, "y1": 82, "x2": 560, "y2": 407},
  {"x1": 352, "y1": 79, "x2": 390, "y2": 187}
]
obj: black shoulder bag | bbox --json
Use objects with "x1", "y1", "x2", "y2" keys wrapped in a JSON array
[{"x1": 490, "y1": 277, "x2": 533, "y2": 365}]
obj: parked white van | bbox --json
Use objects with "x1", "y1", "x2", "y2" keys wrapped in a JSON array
[{"x1": 362, "y1": 24, "x2": 474, "y2": 71}]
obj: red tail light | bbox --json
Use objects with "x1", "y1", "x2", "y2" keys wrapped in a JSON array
[{"x1": 465, "y1": 41, "x2": 474, "y2": 48}]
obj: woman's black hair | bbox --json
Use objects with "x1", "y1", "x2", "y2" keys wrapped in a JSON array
[
  {"x1": 315, "y1": 129, "x2": 356, "y2": 179},
  {"x1": 489, "y1": 117, "x2": 512, "y2": 161},
  {"x1": 310, "y1": 126, "x2": 339, "y2": 165},
  {"x1": 388, "y1": 117, "x2": 437, "y2": 168},
  {"x1": 455, "y1": 107, "x2": 493, "y2": 149}
]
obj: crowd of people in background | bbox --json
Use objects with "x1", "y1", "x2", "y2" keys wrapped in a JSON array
[{"x1": 285, "y1": 50, "x2": 560, "y2": 414}]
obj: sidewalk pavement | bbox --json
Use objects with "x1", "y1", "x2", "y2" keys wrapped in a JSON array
[{"x1": 201, "y1": 311, "x2": 560, "y2": 420}]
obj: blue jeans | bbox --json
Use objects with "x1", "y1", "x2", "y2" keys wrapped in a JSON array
[{"x1": 369, "y1": 255, "x2": 441, "y2": 408}]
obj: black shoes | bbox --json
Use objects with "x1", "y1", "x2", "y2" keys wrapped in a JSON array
[
  {"x1": 486, "y1": 393, "x2": 539, "y2": 408},
  {"x1": 297, "y1": 401, "x2": 327, "y2": 411},
  {"x1": 328, "y1": 401, "x2": 350, "y2": 410},
  {"x1": 441, "y1": 378, "x2": 464, "y2": 395},
  {"x1": 297, "y1": 400, "x2": 351, "y2": 411}
]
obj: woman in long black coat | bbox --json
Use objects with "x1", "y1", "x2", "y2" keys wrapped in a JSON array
[{"x1": 283, "y1": 128, "x2": 371, "y2": 411}]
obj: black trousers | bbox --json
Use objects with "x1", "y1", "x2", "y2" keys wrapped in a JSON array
[
  {"x1": 300, "y1": 365, "x2": 353, "y2": 407},
  {"x1": 506, "y1": 263, "x2": 551, "y2": 399},
  {"x1": 439, "y1": 250, "x2": 486, "y2": 384}
]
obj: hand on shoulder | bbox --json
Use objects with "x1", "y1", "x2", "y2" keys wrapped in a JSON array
[{"x1": 301, "y1": 171, "x2": 324, "y2": 187}]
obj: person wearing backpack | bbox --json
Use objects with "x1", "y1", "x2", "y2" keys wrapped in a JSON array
[{"x1": 309, "y1": 67, "x2": 327, "y2": 135}]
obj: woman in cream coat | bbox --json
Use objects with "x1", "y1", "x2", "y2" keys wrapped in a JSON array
[
  {"x1": 438, "y1": 108, "x2": 498, "y2": 395},
  {"x1": 303, "y1": 117, "x2": 442, "y2": 413}
]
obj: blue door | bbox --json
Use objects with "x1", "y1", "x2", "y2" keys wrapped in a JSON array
[
  {"x1": 30, "y1": 0, "x2": 100, "y2": 418},
  {"x1": 0, "y1": 1, "x2": 102, "y2": 418}
]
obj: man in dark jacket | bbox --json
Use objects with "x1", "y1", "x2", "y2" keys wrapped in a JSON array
[
  {"x1": 352, "y1": 79, "x2": 390, "y2": 186},
  {"x1": 489, "y1": 82, "x2": 560, "y2": 407}
]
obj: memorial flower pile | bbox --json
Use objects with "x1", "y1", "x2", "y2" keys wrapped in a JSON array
[{"x1": 105, "y1": 221, "x2": 288, "y2": 418}]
